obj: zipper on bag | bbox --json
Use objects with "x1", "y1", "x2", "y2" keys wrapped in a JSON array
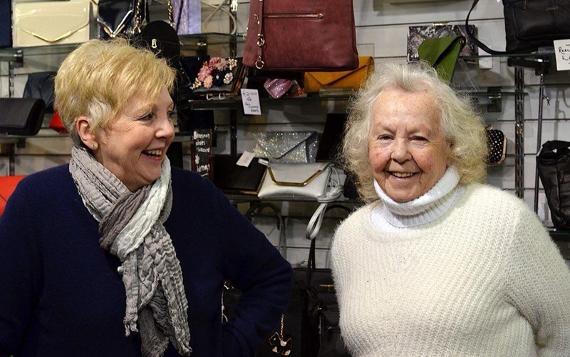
[{"x1": 265, "y1": 12, "x2": 324, "y2": 19}]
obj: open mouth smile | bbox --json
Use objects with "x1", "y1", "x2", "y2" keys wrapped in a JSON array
[
  {"x1": 387, "y1": 171, "x2": 418, "y2": 178},
  {"x1": 142, "y1": 149, "x2": 164, "y2": 159}
]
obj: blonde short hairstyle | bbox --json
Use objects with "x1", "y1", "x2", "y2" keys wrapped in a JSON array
[
  {"x1": 54, "y1": 39, "x2": 176, "y2": 146},
  {"x1": 342, "y1": 62, "x2": 487, "y2": 203}
]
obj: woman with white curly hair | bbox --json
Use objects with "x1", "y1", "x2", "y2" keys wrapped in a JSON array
[{"x1": 332, "y1": 62, "x2": 570, "y2": 356}]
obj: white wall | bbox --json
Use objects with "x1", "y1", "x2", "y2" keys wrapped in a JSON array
[{"x1": 2, "y1": 0, "x2": 569, "y2": 266}]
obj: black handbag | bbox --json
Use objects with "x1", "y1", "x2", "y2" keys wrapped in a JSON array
[
  {"x1": 466, "y1": 0, "x2": 570, "y2": 55},
  {"x1": 0, "y1": 98, "x2": 46, "y2": 136},
  {"x1": 23, "y1": 72, "x2": 56, "y2": 113},
  {"x1": 537, "y1": 141, "x2": 570, "y2": 230},
  {"x1": 97, "y1": 0, "x2": 139, "y2": 39}
]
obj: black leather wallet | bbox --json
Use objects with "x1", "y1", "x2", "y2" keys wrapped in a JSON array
[{"x1": 213, "y1": 155, "x2": 267, "y2": 195}]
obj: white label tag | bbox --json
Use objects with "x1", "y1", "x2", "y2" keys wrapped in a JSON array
[
  {"x1": 236, "y1": 151, "x2": 255, "y2": 167},
  {"x1": 241, "y1": 89, "x2": 262, "y2": 115},
  {"x1": 554, "y1": 39, "x2": 570, "y2": 71},
  {"x1": 258, "y1": 158, "x2": 269, "y2": 166}
]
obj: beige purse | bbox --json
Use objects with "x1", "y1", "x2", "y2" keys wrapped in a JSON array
[
  {"x1": 257, "y1": 163, "x2": 331, "y2": 200},
  {"x1": 13, "y1": 1, "x2": 92, "y2": 47}
]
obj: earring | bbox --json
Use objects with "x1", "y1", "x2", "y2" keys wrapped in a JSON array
[{"x1": 91, "y1": 143, "x2": 98, "y2": 150}]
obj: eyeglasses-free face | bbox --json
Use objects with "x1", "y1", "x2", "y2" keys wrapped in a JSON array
[
  {"x1": 92, "y1": 87, "x2": 175, "y2": 192},
  {"x1": 368, "y1": 86, "x2": 452, "y2": 203}
]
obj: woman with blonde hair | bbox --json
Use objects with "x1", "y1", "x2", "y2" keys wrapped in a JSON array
[
  {"x1": 332, "y1": 62, "x2": 570, "y2": 356},
  {"x1": 0, "y1": 39, "x2": 292, "y2": 357}
]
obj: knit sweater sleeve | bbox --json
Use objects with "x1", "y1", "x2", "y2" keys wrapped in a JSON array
[
  {"x1": 505, "y1": 205, "x2": 570, "y2": 356},
  {"x1": 0, "y1": 178, "x2": 42, "y2": 356},
  {"x1": 209, "y1": 185, "x2": 293, "y2": 357}
]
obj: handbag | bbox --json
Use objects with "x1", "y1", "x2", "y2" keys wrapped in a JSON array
[
  {"x1": 537, "y1": 140, "x2": 570, "y2": 230},
  {"x1": 302, "y1": 204, "x2": 352, "y2": 356},
  {"x1": 212, "y1": 154, "x2": 267, "y2": 195},
  {"x1": 172, "y1": 0, "x2": 201, "y2": 35},
  {"x1": 257, "y1": 162, "x2": 331, "y2": 200},
  {"x1": 0, "y1": 176, "x2": 25, "y2": 216},
  {"x1": 23, "y1": 72, "x2": 56, "y2": 113},
  {"x1": 485, "y1": 127, "x2": 507, "y2": 165},
  {"x1": 243, "y1": 0, "x2": 358, "y2": 71},
  {"x1": 316, "y1": 114, "x2": 348, "y2": 163},
  {"x1": 12, "y1": 0, "x2": 91, "y2": 47},
  {"x1": 0, "y1": 98, "x2": 46, "y2": 136},
  {"x1": 418, "y1": 35, "x2": 465, "y2": 84},
  {"x1": 253, "y1": 131, "x2": 319, "y2": 164},
  {"x1": 303, "y1": 56, "x2": 374, "y2": 94},
  {"x1": 466, "y1": 0, "x2": 570, "y2": 55},
  {"x1": 179, "y1": 56, "x2": 245, "y2": 99},
  {"x1": 407, "y1": 24, "x2": 477, "y2": 62},
  {"x1": 0, "y1": 0, "x2": 11, "y2": 48},
  {"x1": 97, "y1": 0, "x2": 138, "y2": 39}
]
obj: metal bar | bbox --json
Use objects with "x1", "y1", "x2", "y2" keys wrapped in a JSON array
[
  {"x1": 230, "y1": 110, "x2": 237, "y2": 158},
  {"x1": 514, "y1": 67, "x2": 525, "y2": 199},
  {"x1": 534, "y1": 73, "x2": 545, "y2": 213},
  {"x1": 8, "y1": 61, "x2": 14, "y2": 98}
]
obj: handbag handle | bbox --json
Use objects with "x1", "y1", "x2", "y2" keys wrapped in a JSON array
[
  {"x1": 541, "y1": 140, "x2": 570, "y2": 153},
  {"x1": 465, "y1": 0, "x2": 509, "y2": 55},
  {"x1": 132, "y1": 0, "x2": 175, "y2": 34}
]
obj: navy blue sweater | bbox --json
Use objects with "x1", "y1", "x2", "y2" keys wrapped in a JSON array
[{"x1": 0, "y1": 165, "x2": 292, "y2": 357}]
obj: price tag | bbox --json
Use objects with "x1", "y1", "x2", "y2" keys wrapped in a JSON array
[
  {"x1": 554, "y1": 39, "x2": 570, "y2": 71},
  {"x1": 241, "y1": 89, "x2": 262, "y2": 115},
  {"x1": 236, "y1": 151, "x2": 255, "y2": 167}
]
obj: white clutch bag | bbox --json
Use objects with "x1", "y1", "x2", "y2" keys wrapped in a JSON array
[
  {"x1": 257, "y1": 163, "x2": 331, "y2": 200},
  {"x1": 13, "y1": 1, "x2": 92, "y2": 48}
]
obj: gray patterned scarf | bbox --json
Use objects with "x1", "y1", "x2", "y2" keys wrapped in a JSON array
[{"x1": 69, "y1": 146, "x2": 191, "y2": 356}]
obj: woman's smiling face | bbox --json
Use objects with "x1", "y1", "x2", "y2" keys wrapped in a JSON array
[
  {"x1": 368, "y1": 86, "x2": 451, "y2": 203},
  {"x1": 93, "y1": 87, "x2": 175, "y2": 192}
]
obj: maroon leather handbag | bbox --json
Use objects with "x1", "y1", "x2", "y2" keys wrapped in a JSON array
[{"x1": 243, "y1": 0, "x2": 358, "y2": 72}]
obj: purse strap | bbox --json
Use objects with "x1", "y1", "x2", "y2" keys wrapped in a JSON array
[
  {"x1": 132, "y1": 0, "x2": 175, "y2": 34},
  {"x1": 306, "y1": 204, "x2": 351, "y2": 283},
  {"x1": 465, "y1": 0, "x2": 508, "y2": 55}
]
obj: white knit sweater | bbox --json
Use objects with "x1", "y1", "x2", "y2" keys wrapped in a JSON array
[{"x1": 331, "y1": 183, "x2": 570, "y2": 357}]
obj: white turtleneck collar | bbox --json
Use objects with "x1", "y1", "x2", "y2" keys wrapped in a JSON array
[{"x1": 371, "y1": 166, "x2": 465, "y2": 230}]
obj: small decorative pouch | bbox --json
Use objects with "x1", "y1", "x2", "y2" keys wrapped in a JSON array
[
  {"x1": 187, "y1": 57, "x2": 245, "y2": 99},
  {"x1": 263, "y1": 78, "x2": 293, "y2": 99},
  {"x1": 486, "y1": 127, "x2": 507, "y2": 165}
]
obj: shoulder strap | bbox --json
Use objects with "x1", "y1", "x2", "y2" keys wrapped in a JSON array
[{"x1": 465, "y1": 0, "x2": 508, "y2": 56}]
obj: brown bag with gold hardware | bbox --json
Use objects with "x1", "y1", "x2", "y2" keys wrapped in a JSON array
[{"x1": 243, "y1": 0, "x2": 358, "y2": 72}]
